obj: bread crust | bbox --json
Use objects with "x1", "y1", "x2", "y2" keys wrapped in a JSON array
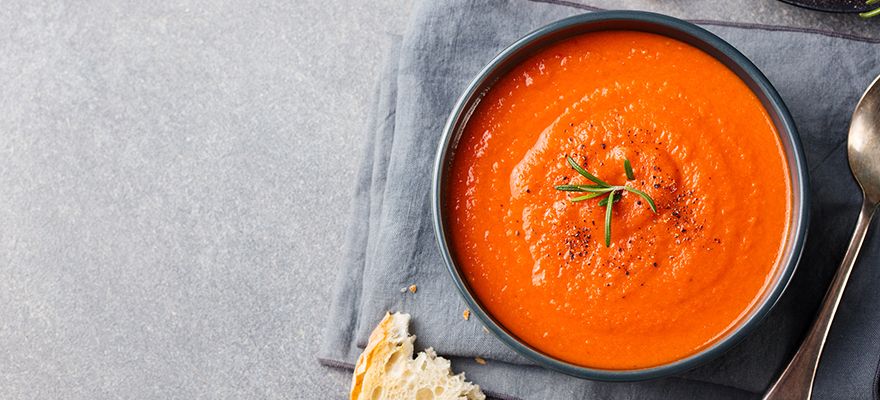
[
  {"x1": 350, "y1": 311, "x2": 406, "y2": 398},
  {"x1": 350, "y1": 312, "x2": 485, "y2": 400}
]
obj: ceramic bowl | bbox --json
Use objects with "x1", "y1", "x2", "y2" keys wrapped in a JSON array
[{"x1": 432, "y1": 11, "x2": 809, "y2": 381}]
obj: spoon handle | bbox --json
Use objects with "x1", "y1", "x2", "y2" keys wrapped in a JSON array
[{"x1": 763, "y1": 197, "x2": 879, "y2": 400}]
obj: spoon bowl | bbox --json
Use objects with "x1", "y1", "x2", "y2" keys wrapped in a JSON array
[
  {"x1": 764, "y1": 73, "x2": 880, "y2": 399},
  {"x1": 849, "y1": 75, "x2": 880, "y2": 204}
]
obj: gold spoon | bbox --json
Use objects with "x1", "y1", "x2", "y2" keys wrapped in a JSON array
[{"x1": 763, "y1": 73, "x2": 880, "y2": 399}]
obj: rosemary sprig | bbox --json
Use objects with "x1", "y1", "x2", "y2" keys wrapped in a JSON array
[
  {"x1": 555, "y1": 156, "x2": 657, "y2": 247},
  {"x1": 862, "y1": 0, "x2": 880, "y2": 17}
]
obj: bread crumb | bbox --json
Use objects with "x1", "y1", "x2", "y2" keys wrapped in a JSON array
[
  {"x1": 475, "y1": 357, "x2": 486, "y2": 365},
  {"x1": 400, "y1": 287, "x2": 407, "y2": 293},
  {"x1": 409, "y1": 285, "x2": 417, "y2": 293},
  {"x1": 463, "y1": 309, "x2": 470, "y2": 320}
]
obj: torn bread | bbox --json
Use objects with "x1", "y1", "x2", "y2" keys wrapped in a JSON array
[{"x1": 350, "y1": 312, "x2": 485, "y2": 400}]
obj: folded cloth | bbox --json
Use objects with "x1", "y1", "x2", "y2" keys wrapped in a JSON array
[{"x1": 319, "y1": 1, "x2": 880, "y2": 398}]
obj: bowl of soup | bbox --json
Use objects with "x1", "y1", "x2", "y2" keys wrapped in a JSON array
[{"x1": 431, "y1": 11, "x2": 809, "y2": 381}]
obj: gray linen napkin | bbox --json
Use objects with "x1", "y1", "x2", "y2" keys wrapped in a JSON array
[{"x1": 319, "y1": 1, "x2": 880, "y2": 398}]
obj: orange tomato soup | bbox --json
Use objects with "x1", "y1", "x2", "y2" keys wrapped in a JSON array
[{"x1": 446, "y1": 31, "x2": 790, "y2": 369}]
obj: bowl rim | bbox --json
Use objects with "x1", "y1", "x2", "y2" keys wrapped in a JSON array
[{"x1": 431, "y1": 10, "x2": 810, "y2": 381}]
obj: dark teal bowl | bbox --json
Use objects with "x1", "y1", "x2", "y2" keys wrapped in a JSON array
[{"x1": 432, "y1": 11, "x2": 809, "y2": 381}]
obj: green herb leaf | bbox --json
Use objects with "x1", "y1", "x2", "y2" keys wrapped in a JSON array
[
  {"x1": 556, "y1": 156, "x2": 658, "y2": 247},
  {"x1": 604, "y1": 192, "x2": 614, "y2": 247},
  {"x1": 597, "y1": 191, "x2": 622, "y2": 206},
  {"x1": 623, "y1": 186, "x2": 658, "y2": 213},
  {"x1": 566, "y1": 156, "x2": 611, "y2": 187},
  {"x1": 862, "y1": 0, "x2": 880, "y2": 17},
  {"x1": 555, "y1": 184, "x2": 612, "y2": 192},
  {"x1": 571, "y1": 192, "x2": 607, "y2": 202},
  {"x1": 861, "y1": 7, "x2": 880, "y2": 17},
  {"x1": 624, "y1": 158, "x2": 635, "y2": 180}
]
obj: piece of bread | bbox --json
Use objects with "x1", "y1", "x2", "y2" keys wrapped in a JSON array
[{"x1": 350, "y1": 312, "x2": 486, "y2": 400}]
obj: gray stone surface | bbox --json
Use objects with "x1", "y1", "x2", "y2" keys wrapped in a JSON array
[
  {"x1": 0, "y1": 1, "x2": 412, "y2": 398},
  {"x1": 0, "y1": 1, "x2": 876, "y2": 399}
]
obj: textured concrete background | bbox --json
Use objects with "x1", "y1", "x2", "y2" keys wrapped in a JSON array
[{"x1": 0, "y1": 1, "x2": 876, "y2": 398}]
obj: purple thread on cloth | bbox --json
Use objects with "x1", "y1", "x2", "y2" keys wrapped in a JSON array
[
  {"x1": 527, "y1": 0, "x2": 880, "y2": 43},
  {"x1": 318, "y1": 358, "x2": 356, "y2": 371},
  {"x1": 483, "y1": 391, "x2": 525, "y2": 400},
  {"x1": 874, "y1": 353, "x2": 880, "y2": 400},
  {"x1": 526, "y1": 0, "x2": 603, "y2": 12},
  {"x1": 687, "y1": 18, "x2": 880, "y2": 43}
]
